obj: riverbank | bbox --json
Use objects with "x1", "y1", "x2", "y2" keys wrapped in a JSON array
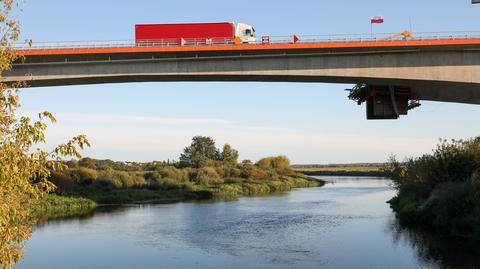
[
  {"x1": 38, "y1": 149, "x2": 328, "y2": 219},
  {"x1": 387, "y1": 137, "x2": 480, "y2": 240},
  {"x1": 35, "y1": 195, "x2": 98, "y2": 220},
  {"x1": 39, "y1": 175, "x2": 323, "y2": 219}
]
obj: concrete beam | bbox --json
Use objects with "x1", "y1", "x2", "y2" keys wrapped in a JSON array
[{"x1": 2, "y1": 48, "x2": 480, "y2": 104}]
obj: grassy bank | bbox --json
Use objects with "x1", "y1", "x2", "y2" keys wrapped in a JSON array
[
  {"x1": 56, "y1": 175, "x2": 322, "y2": 204},
  {"x1": 196, "y1": 176, "x2": 323, "y2": 200},
  {"x1": 387, "y1": 137, "x2": 480, "y2": 240},
  {"x1": 34, "y1": 194, "x2": 97, "y2": 219},
  {"x1": 37, "y1": 175, "x2": 321, "y2": 219}
]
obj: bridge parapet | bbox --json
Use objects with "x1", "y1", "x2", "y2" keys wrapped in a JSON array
[{"x1": 13, "y1": 31, "x2": 480, "y2": 51}]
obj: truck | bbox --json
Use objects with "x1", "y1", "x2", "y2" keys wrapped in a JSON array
[{"x1": 135, "y1": 22, "x2": 256, "y2": 46}]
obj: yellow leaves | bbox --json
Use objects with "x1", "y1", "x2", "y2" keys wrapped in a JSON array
[
  {"x1": 38, "y1": 111, "x2": 56, "y2": 123},
  {"x1": 0, "y1": 2, "x2": 90, "y2": 267}
]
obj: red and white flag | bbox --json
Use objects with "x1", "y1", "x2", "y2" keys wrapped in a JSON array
[{"x1": 371, "y1": 16, "x2": 384, "y2": 24}]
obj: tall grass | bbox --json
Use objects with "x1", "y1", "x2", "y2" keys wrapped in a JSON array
[{"x1": 34, "y1": 194, "x2": 97, "y2": 219}]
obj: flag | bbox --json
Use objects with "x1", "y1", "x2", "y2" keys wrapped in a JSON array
[
  {"x1": 371, "y1": 16, "x2": 384, "y2": 24},
  {"x1": 293, "y1": 35, "x2": 299, "y2": 44}
]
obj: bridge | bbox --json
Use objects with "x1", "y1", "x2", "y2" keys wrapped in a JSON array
[{"x1": 3, "y1": 32, "x2": 480, "y2": 119}]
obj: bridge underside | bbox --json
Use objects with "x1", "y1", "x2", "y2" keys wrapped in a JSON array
[
  {"x1": 2, "y1": 45, "x2": 480, "y2": 119},
  {"x1": 6, "y1": 74, "x2": 480, "y2": 105}
]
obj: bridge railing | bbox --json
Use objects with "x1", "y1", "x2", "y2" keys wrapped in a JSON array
[{"x1": 13, "y1": 31, "x2": 480, "y2": 51}]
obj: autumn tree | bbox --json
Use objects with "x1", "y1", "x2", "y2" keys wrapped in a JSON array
[
  {"x1": 0, "y1": 2, "x2": 90, "y2": 268},
  {"x1": 256, "y1": 156, "x2": 292, "y2": 172}
]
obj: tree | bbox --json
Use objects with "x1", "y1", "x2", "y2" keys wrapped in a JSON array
[
  {"x1": 256, "y1": 156, "x2": 292, "y2": 172},
  {"x1": 78, "y1": 157, "x2": 96, "y2": 169},
  {"x1": 179, "y1": 136, "x2": 219, "y2": 168},
  {"x1": 220, "y1": 144, "x2": 239, "y2": 164},
  {"x1": 0, "y1": 2, "x2": 90, "y2": 268}
]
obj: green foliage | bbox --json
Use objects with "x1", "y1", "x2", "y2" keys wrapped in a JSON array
[
  {"x1": 72, "y1": 167, "x2": 98, "y2": 185},
  {"x1": 149, "y1": 178, "x2": 192, "y2": 191},
  {"x1": 388, "y1": 137, "x2": 480, "y2": 239},
  {"x1": 180, "y1": 136, "x2": 219, "y2": 168},
  {"x1": 0, "y1": 2, "x2": 90, "y2": 267},
  {"x1": 34, "y1": 195, "x2": 97, "y2": 219},
  {"x1": 195, "y1": 166, "x2": 223, "y2": 184},
  {"x1": 45, "y1": 137, "x2": 323, "y2": 221},
  {"x1": 78, "y1": 157, "x2": 96, "y2": 169},
  {"x1": 206, "y1": 176, "x2": 322, "y2": 200},
  {"x1": 220, "y1": 144, "x2": 239, "y2": 164},
  {"x1": 98, "y1": 169, "x2": 146, "y2": 188}
]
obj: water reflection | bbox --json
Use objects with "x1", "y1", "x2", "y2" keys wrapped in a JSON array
[
  {"x1": 19, "y1": 177, "x2": 480, "y2": 269},
  {"x1": 35, "y1": 205, "x2": 127, "y2": 229},
  {"x1": 389, "y1": 218, "x2": 480, "y2": 269}
]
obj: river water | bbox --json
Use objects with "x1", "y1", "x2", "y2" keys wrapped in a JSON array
[{"x1": 18, "y1": 177, "x2": 480, "y2": 269}]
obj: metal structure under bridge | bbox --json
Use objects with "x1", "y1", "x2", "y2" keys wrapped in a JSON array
[{"x1": 4, "y1": 31, "x2": 480, "y2": 120}]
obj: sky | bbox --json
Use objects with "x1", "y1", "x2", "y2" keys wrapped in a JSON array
[{"x1": 12, "y1": 0, "x2": 480, "y2": 164}]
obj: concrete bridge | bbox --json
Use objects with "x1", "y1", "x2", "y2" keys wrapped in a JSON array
[{"x1": 3, "y1": 34, "x2": 480, "y2": 119}]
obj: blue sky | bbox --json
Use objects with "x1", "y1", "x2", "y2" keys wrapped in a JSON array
[{"x1": 14, "y1": 0, "x2": 480, "y2": 164}]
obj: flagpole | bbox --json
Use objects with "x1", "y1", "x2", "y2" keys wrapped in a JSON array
[{"x1": 371, "y1": 22, "x2": 373, "y2": 40}]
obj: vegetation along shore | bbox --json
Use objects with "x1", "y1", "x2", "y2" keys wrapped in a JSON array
[
  {"x1": 40, "y1": 136, "x2": 324, "y2": 219},
  {"x1": 293, "y1": 163, "x2": 389, "y2": 177},
  {"x1": 387, "y1": 137, "x2": 480, "y2": 240}
]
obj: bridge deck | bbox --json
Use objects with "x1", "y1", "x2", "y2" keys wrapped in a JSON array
[{"x1": 17, "y1": 39, "x2": 480, "y2": 57}]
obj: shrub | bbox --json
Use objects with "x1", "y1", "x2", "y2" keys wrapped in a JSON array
[
  {"x1": 97, "y1": 168, "x2": 145, "y2": 188},
  {"x1": 71, "y1": 167, "x2": 98, "y2": 185},
  {"x1": 157, "y1": 166, "x2": 188, "y2": 181},
  {"x1": 224, "y1": 178, "x2": 245, "y2": 184},
  {"x1": 195, "y1": 166, "x2": 223, "y2": 184},
  {"x1": 150, "y1": 178, "x2": 185, "y2": 190},
  {"x1": 388, "y1": 137, "x2": 480, "y2": 239},
  {"x1": 241, "y1": 165, "x2": 268, "y2": 181},
  {"x1": 78, "y1": 157, "x2": 97, "y2": 169},
  {"x1": 256, "y1": 156, "x2": 292, "y2": 172}
]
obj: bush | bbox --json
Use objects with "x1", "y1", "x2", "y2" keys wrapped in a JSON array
[
  {"x1": 97, "y1": 168, "x2": 146, "y2": 188},
  {"x1": 241, "y1": 165, "x2": 268, "y2": 180},
  {"x1": 224, "y1": 178, "x2": 245, "y2": 184},
  {"x1": 195, "y1": 166, "x2": 223, "y2": 185},
  {"x1": 71, "y1": 167, "x2": 98, "y2": 185},
  {"x1": 388, "y1": 137, "x2": 480, "y2": 239},
  {"x1": 157, "y1": 166, "x2": 188, "y2": 181},
  {"x1": 256, "y1": 156, "x2": 292, "y2": 172},
  {"x1": 150, "y1": 178, "x2": 186, "y2": 191}
]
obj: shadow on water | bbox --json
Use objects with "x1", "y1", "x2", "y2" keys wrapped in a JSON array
[
  {"x1": 35, "y1": 205, "x2": 128, "y2": 229},
  {"x1": 388, "y1": 218, "x2": 480, "y2": 269}
]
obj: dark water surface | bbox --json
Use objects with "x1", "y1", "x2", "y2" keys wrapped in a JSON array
[{"x1": 19, "y1": 177, "x2": 480, "y2": 269}]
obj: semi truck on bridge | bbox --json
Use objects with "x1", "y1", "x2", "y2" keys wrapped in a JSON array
[
  {"x1": 135, "y1": 22, "x2": 256, "y2": 46},
  {"x1": 5, "y1": 28, "x2": 480, "y2": 120}
]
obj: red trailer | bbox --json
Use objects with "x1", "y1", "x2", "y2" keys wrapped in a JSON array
[{"x1": 135, "y1": 22, "x2": 236, "y2": 46}]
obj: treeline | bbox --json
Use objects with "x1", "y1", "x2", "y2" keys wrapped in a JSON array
[
  {"x1": 387, "y1": 137, "x2": 480, "y2": 239},
  {"x1": 50, "y1": 136, "x2": 320, "y2": 203}
]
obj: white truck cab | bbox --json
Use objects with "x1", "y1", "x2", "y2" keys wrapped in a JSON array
[{"x1": 236, "y1": 23, "x2": 256, "y2": 44}]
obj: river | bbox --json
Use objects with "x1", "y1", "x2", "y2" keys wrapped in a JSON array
[{"x1": 18, "y1": 177, "x2": 480, "y2": 269}]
